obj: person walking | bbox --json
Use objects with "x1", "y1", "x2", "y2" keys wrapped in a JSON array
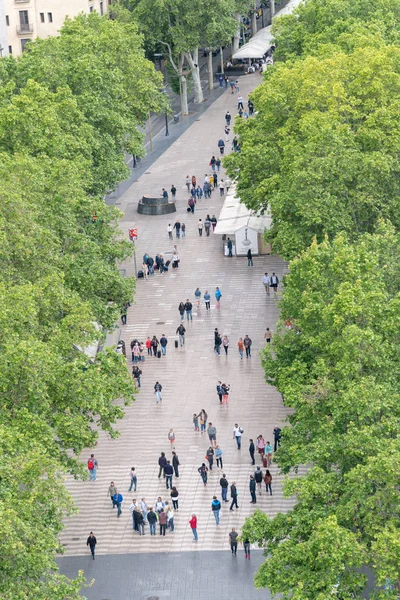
[
  {"x1": 132, "y1": 342, "x2": 140, "y2": 364},
  {"x1": 262, "y1": 272, "x2": 270, "y2": 294},
  {"x1": 207, "y1": 422, "x2": 217, "y2": 447},
  {"x1": 215, "y1": 287, "x2": 222, "y2": 308},
  {"x1": 147, "y1": 507, "x2": 157, "y2": 535},
  {"x1": 170, "y1": 486, "x2": 179, "y2": 510},
  {"x1": 171, "y1": 184, "x2": 177, "y2": 199},
  {"x1": 184, "y1": 299, "x2": 193, "y2": 320},
  {"x1": 196, "y1": 184, "x2": 203, "y2": 199},
  {"x1": 168, "y1": 429, "x2": 175, "y2": 447},
  {"x1": 128, "y1": 467, "x2": 137, "y2": 492},
  {"x1": 151, "y1": 335, "x2": 159, "y2": 357},
  {"x1": 176, "y1": 323, "x2": 186, "y2": 347},
  {"x1": 215, "y1": 157, "x2": 221, "y2": 173},
  {"x1": 264, "y1": 470, "x2": 273, "y2": 495},
  {"x1": 193, "y1": 412, "x2": 200, "y2": 431},
  {"x1": 222, "y1": 335, "x2": 229, "y2": 356},
  {"x1": 244, "y1": 335, "x2": 252, "y2": 358},
  {"x1": 221, "y1": 383, "x2": 230, "y2": 406},
  {"x1": 225, "y1": 111, "x2": 231, "y2": 126},
  {"x1": 199, "y1": 408, "x2": 208, "y2": 433},
  {"x1": 164, "y1": 460, "x2": 174, "y2": 489},
  {"x1": 188, "y1": 197, "x2": 195, "y2": 213},
  {"x1": 211, "y1": 496, "x2": 221, "y2": 525},
  {"x1": 204, "y1": 290, "x2": 211, "y2": 310},
  {"x1": 270, "y1": 272, "x2": 279, "y2": 295},
  {"x1": 189, "y1": 514, "x2": 198, "y2": 542},
  {"x1": 185, "y1": 175, "x2": 191, "y2": 191},
  {"x1": 229, "y1": 527, "x2": 239, "y2": 556},
  {"x1": 172, "y1": 451, "x2": 180, "y2": 477},
  {"x1": 233, "y1": 424, "x2": 243, "y2": 449},
  {"x1": 108, "y1": 481, "x2": 117, "y2": 508},
  {"x1": 227, "y1": 238, "x2": 233, "y2": 257},
  {"x1": 194, "y1": 287, "x2": 201, "y2": 309},
  {"x1": 214, "y1": 329, "x2": 222, "y2": 355},
  {"x1": 160, "y1": 334, "x2": 168, "y2": 355},
  {"x1": 237, "y1": 337, "x2": 244, "y2": 359},
  {"x1": 230, "y1": 482, "x2": 239, "y2": 511},
  {"x1": 224, "y1": 125, "x2": 230, "y2": 142},
  {"x1": 237, "y1": 95, "x2": 244, "y2": 110},
  {"x1": 154, "y1": 381, "x2": 163, "y2": 403},
  {"x1": 249, "y1": 475, "x2": 257, "y2": 504},
  {"x1": 146, "y1": 337, "x2": 152, "y2": 356},
  {"x1": 132, "y1": 364, "x2": 142, "y2": 388},
  {"x1": 140, "y1": 498, "x2": 148, "y2": 523},
  {"x1": 243, "y1": 538, "x2": 251, "y2": 559},
  {"x1": 216, "y1": 381, "x2": 223, "y2": 404},
  {"x1": 155, "y1": 497, "x2": 165, "y2": 514},
  {"x1": 198, "y1": 463, "x2": 209, "y2": 487},
  {"x1": 87, "y1": 454, "x2": 98, "y2": 481},
  {"x1": 181, "y1": 222, "x2": 186, "y2": 238},
  {"x1": 198, "y1": 219, "x2": 203, "y2": 236},
  {"x1": 215, "y1": 445, "x2": 223, "y2": 469},
  {"x1": 273, "y1": 426, "x2": 282, "y2": 452},
  {"x1": 130, "y1": 499, "x2": 139, "y2": 531},
  {"x1": 264, "y1": 327, "x2": 272, "y2": 343},
  {"x1": 225, "y1": 177, "x2": 231, "y2": 193},
  {"x1": 249, "y1": 439, "x2": 255, "y2": 465},
  {"x1": 265, "y1": 440, "x2": 273, "y2": 466},
  {"x1": 211, "y1": 214, "x2": 217, "y2": 230},
  {"x1": 113, "y1": 490, "x2": 124, "y2": 517},
  {"x1": 178, "y1": 301, "x2": 185, "y2": 321},
  {"x1": 158, "y1": 452, "x2": 167, "y2": 478},
  {"x1": 204, "y1": 215, "x2": 211, "y2": 236},
  {"x1": 254, "y1": 466, "x2": 263, "y2": 494},
  {"x1": 136, "y1": 507, "x2": 145, "y2": 535},
  {"x1": 142, "y1": 261, "x2": 149, "y2": 280},
  {"x1": 86, "y1": 532, "x2": 97, "y2": 559},
  {"x1": 166, "y1": 503, "x2": 175, "y2": 532},
  {"x1": 257, "y1": 435, "x2": 266, "y2": 457},
  {"x1": 206, "y1": 446, "x2": 214, "y2": 471},
  {"x1": 159, "y1": 509, "x2": 167, "y2": 536},
  {"x1": 210, "y1": 155, "x2": 216, "y2": 171},
  {"x1": 167, "y1": 223, "x2": 173, "y2": 240},
  {"x1": 219, "y1": 180, "x2": 225, "y2": 196},
  {"x1": 218, "y1": 138, "x2": 225, "y2": 155},
  {"x1": 220, "y1": 474, "x2": 229, "y2": 502},
  {"x1": 213, "y1": 172, "x2": 218, "y2": 188},
  {"x1": 247, "y1": 248, "x2": 253, "y2": 266}
]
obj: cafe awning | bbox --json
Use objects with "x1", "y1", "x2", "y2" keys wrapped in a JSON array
[{"x1": 214, "y1": 188, "x2": 271, "y2": 235}]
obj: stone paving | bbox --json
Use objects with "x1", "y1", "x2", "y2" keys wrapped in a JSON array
[{"x1": 59, "y1": 72, "x2": 299, "y2": 559}]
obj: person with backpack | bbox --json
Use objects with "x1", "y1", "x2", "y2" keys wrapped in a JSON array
[
  {"x1": 87, "y1": 454, "x2": 98, "y2": 481},
  {"x1": 151, "y1": 335, "x2": 159, "y2": 357},
  {"x1": 211, "y1": 496, "x2": 221, "y2": 525},
  {"x1": 225, "y1": 111, "x2": 231, "y2": 126},
  {"x1": 218, "y1": 138, "x2": 225, "y2": 155},
  {"x1": 254, "y1": 466, "x2": 263, "y2": 494}
]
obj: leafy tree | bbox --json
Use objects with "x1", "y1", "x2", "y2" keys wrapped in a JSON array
[
  {"x1": 1, "y1": 12, "x2": 165, "y2": 194},
  {"x1": 243, "y1": 225, "x2": 400, "y2": 598},
  {"x1": 225, "y1": 46, "x2": 400, "y2": 259}
]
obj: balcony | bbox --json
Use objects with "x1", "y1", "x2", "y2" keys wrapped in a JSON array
[
  {"x1": 14, "y1": 0, "x2": 30, "y2": 3},
  {"x1": 16, "y1": 23, "x2": 33, "y2": 34}
]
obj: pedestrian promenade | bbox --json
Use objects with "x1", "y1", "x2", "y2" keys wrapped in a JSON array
[{"x1": 59, "y1": 72, "x2": 299, "y2": 558}]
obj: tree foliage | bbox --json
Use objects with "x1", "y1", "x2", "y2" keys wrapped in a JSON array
[
  {"x1": 0, "y1": 10, "x2": 163, "y2": 597},
  {"x1": 242, "y1": 224, "x2": 400, "y2": 598}
]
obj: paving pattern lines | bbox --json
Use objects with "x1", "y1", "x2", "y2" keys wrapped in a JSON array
[{"x1": 59, "y1": 73, "x2": 303, "y2": 557}]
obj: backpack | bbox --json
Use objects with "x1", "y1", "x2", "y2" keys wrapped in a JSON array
[{"x1": 88, "y1": 459, "x2": 95, "y2": 470}]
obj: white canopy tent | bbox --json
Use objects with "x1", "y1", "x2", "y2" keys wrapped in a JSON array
[
  {"x1": 232, "y1": 0, "x2": 304, "y2": 60},
  {"x1": 214, "y1": 188, "x2": 271, "y2": 235}
]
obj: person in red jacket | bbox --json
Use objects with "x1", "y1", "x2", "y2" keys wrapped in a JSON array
[{"x1": 189, "y1": 514, "x2": 198, "y2": 541}]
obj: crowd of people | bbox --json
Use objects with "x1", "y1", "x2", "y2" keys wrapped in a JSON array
[{"x1": 87, "y1": 81, "x2": 282, "y2": 560}]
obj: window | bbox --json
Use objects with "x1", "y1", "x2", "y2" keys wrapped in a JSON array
[
  {"x1": 100, "y1": 1, "x2": 104, "y2": 15},
  {"x1": 89, "y1": 6, "x2": 94, "y2": 12},
  {"x1": 21, "y1": 38, "x2": 30, "y2": 52},
  {"x1": 19, "y1": 10, "x2": 29, "y2": 31},
  {"x1": 9, "y1": 46, "x2": 12, "y2": 55},
  {"x1": 40, "y1": 13, "x2": 44, "y2": 23},
  {"x1": 6, "y1": 15, "x2": 9, "y2": 26},
  {"x1": 48, "y1": 12, "x2": 53, "y2": 23}
]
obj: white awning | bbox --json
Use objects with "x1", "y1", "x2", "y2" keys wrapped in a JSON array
[
  {"x1": 214, "y1": 188, "x2": 271, "y2": 235},
  {"x1": 232, "y1": 0, "x2": 304, "y2": 60}
]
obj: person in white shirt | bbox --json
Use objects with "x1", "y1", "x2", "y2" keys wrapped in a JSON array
[
  {"x1": 167, "y1": 223, "x2": 173, "y2": 239},
  {"x1": 237, "y1": 95, "x2": 244, "y2": 110},
  {"x1": 262, "y1": 272, "x2": 270, "y2": 294},
  {"x1": 233, "y1": 424, "x2": 243, "y2": 449}
]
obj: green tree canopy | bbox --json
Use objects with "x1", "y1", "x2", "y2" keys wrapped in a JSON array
[{"x1": 225, "y1": 46, "x2": 400, "y2": 259}]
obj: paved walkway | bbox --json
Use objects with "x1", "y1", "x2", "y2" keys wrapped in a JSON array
[{"x1": 59, "y1": 72, "x2": 296, "y2": 559}]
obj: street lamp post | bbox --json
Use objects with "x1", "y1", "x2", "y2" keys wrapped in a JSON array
[{"x1": 155, "y1": 53, "x2": 169, "y2": 136}]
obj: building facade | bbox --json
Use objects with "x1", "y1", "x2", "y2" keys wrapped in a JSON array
[
  {"x1": 0, "y1": 0, "x2": 8, "y2": 56},
  {"x1": 4, "y1": 0, "x2": 109, "y2": 56}
]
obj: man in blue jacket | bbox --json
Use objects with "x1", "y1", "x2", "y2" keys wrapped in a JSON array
[
  {"x1": 164, "y1": 460, "x2": 174, "y2": 489},
  {"x1": 211, "y1": 496, "x2": 221, "y2": 524},
  {"x1": 113, "y1": 490, "x2": 124, "y2": 517}
]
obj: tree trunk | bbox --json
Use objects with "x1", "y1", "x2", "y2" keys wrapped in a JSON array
[
  {"x1": 270, "y1": 0, "x2": 275, "y2": 19},
  {"x1": 180, "y1": 75, "x2": 188, "y2": 116},
  {"x1": 208, "y1": 50, "x2": 213, "y2": 91},
  {"x1": 220, "y1": 47, "x2": 224, "y2": 74},
  {"x1": 232, "y1": 13, "x2": 241, "y2": 55},
  {"x1": 252, "y1": 0, "x2": 257, "y2": 37},
  {"x1": 185, "y1": 48, "x2": 203, "y2": 104}
]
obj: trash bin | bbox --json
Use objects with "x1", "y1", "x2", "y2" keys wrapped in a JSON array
[
  {"x1": 174, "y1": 114, "x2": 179, "y2": 123},
  {"x1": 175, "y1": 340, "x2": 179, "y2": 348}
]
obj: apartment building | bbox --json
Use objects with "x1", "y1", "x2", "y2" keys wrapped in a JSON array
[
  {"x1": 5, "y1": 0, "x2": 109, "y2": 56},
  {"x1": 0, "y1": 0, "x2": 8, "y2": 55}
]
